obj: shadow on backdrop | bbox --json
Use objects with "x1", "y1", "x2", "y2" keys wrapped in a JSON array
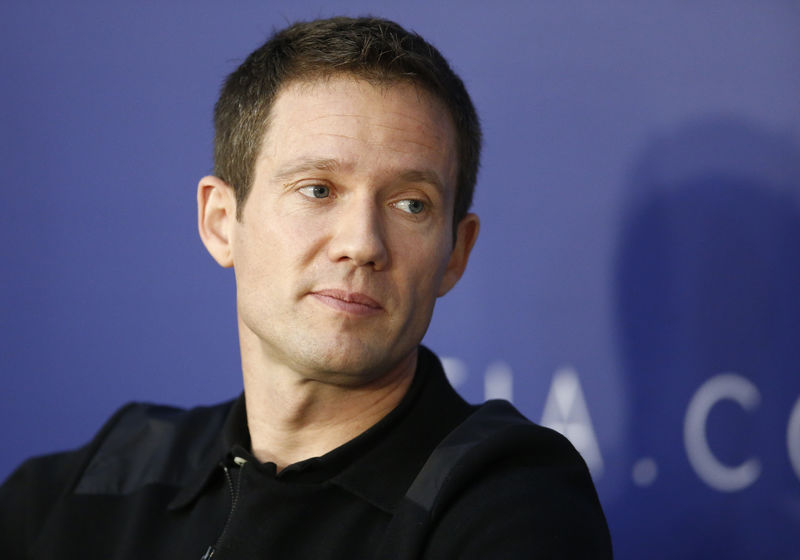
[{"x1": 613, "y1": 117, "x2": 800, "y2": 559}]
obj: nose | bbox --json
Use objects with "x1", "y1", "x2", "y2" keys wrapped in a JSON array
[{"x1": 327, "y1": 196, "x2": 389, "y2": 270}]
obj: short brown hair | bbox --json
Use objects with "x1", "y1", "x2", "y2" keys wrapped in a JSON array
[{"x1": 213, "y1": 16, "x2": 481, "y2": 231}]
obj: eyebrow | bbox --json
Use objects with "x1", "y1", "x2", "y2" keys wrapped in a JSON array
[
  {"x1": 271, "y1": 157, "x2": 446, "y2": 195},
  {"x1": 272, "y1": 158, "x2": 341, "y2": 183},
  {"x1": 396, "y1": 169, "x2": 445, "y2": 195}
]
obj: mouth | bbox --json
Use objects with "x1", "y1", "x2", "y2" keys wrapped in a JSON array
[{"x1": 309, "y1": 289, "x2": 383, "y2": 316}]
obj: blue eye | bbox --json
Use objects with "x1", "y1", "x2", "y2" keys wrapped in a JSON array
[
  {"x1": 395, "y1": 199, "x2": 425, "y2": 214},
  {"x1": 299, "y1": 185, "x2": 330, "y2": 198}
]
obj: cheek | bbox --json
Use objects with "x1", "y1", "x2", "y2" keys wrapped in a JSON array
[
  {"x1": 394, "y1": 236, "x2": 452, "y2": 292},
  {"x1": 237, "y1": 213, "x2": 323, "y2": 270},
  {"x1": 232, "y1": 227, "x2": 285, "y2": 297}
]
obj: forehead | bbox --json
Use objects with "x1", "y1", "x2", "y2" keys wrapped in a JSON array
[{"x1": 257, "y1": 76, "x2": 458, "y2": 190}]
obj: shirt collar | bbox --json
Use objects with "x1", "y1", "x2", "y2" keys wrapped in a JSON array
[
  {"x1": 168, "y1": 346, "x2": 472, "y2": 513},
  {"x1": 167, "y1": 395, "x2": 248, "y2": 510}
]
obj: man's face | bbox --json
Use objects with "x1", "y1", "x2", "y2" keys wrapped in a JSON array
[{"x1": 226, "y1": 76, "x2": 477, "y2": 385}]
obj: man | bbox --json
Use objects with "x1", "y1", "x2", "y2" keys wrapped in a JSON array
[{"x1": 0, "y1": 17, "x2": 611, "y2": 558}]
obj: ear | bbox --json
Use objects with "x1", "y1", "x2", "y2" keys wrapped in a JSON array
[
  {"x1": 438, "y1": 213, "x2": 480, "y2": 297},
  {"x1": 197, "y1": 175, "x2": 236, "y2": 268}
]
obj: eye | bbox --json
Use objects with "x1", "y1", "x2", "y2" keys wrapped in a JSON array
[
  {"x1": 394, "y1": 199, "x2": 426, "y2": 215},
  {"x1": 298, "y1": 184, "x2": 331, "y2": 199}
]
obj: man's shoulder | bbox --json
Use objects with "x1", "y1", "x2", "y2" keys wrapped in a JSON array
[
  {"x1": 72, "y1": 398, "x2": 236, "y2": 496},
  {"x1": 399, "y1": 398, "x2": 594, "y2": 513},
  {"x1": 383, "y1": 399, "x2": 613, "y2": 559},
  {"x1": 4, "y1": 399, "x2": 235, "y2": 495},
  {"x1": 0, "y1": 398, "x2": 235, "y2": 556}
]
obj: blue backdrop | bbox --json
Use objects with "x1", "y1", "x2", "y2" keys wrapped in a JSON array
[{"x1": 2, "y1": 2, "x2": 799, "y2": 558}]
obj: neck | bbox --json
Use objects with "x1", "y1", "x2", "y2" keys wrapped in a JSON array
[{"x1": 239, "y1": 338, "x2": 417, "y2": 471}]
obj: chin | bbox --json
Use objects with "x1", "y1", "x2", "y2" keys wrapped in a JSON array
[{"x1": 294, "y1": 339, "x2": 414, "y2": 387}]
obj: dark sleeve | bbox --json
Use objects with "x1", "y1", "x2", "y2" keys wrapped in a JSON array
[
  {"x1": 421, "y1": 434, "x2": 613, "y2": 559},
  {"x1": 0, "y1": 449, "x2": 89, "y2": 557},
  {"x1": 0, "y1": 404, "x2": 136, "y2": 557}
]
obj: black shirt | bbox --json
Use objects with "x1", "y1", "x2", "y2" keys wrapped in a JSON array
[{"x1": 0, "y1": 347, "x2": 612, "y2": 558}]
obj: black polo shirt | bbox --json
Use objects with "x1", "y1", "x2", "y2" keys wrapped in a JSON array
[{"x1": 0, "y1": 347, "x2": 612, "y2": 558}]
